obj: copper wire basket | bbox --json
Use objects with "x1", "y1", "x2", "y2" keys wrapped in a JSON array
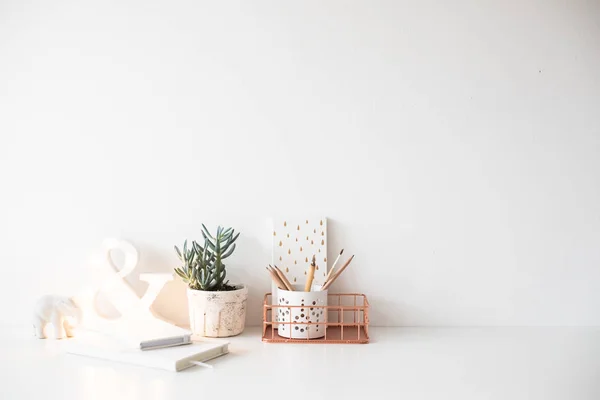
[{"x1": 262, "y1": 292, "x2": 370, "y2": 343}]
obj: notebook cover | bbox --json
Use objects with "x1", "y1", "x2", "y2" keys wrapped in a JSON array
[
  {"x1": 65, "y1": 332, "x2": 229, "y2": 372},
  {"x1": 78, "y1": 316, "x2": 192, "y2": 350},
  {"x1": 271, "y1": 217, "x2": 328, "y2": 286}
]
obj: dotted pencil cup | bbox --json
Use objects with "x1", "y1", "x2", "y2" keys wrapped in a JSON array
[{"x1": 276, "y1": 284, "x2": 327, "y2": 339}]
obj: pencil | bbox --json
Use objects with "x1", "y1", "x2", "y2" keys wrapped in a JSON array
[
  {"x1": 321, "y1": 254, "x2": 354, "y2": 291},
  {"x1": 325, "y1": 249, "x2": 344, "y2": 282},
  {"x1": 273, "y1": 265, "x2": 294, "y2": 291},
  {"x1": 266, "y1": 266, "x2": 285, "y2": 290},
  {"x1": 304, "y1": 255, "x2": 316, "y2": 292}
]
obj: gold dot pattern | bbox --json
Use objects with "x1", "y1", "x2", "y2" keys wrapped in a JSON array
[{"x1": 272, "y1": 217, "x2": 327, "y2": 287}]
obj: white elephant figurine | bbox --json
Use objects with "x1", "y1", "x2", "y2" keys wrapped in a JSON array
[{"x1": 33, "y1": 295, "x2": 82, "y2": 339}]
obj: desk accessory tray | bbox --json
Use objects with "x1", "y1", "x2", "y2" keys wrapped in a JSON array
[{"x1": 262, "y1": 292, "x2": 370, "y2": 344}]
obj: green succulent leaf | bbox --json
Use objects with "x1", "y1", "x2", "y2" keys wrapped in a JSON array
[
  {"x1": 222, "y1": 227, "x2": 233, "y2": 237},
  {"x1": 174, "y1": 268, "x2": 187, "y2": 280},
  {"x1": 221, "y1": 243, "x2": 236, "y2": 259},
  {"x1": 201, "y1": 224, "x2": 214, "y2": 240},
  {"x1": 203, "y1": 235, "x2": 216, "y2": 251}
]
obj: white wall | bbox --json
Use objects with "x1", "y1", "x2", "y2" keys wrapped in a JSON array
[{"x1": 1, "y1": 0, "x2": 599, "y2": 328}]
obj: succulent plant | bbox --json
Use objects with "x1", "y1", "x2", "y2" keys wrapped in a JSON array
[{"x1": 174, "y1": 224, "x2": 240, "y2": 291}]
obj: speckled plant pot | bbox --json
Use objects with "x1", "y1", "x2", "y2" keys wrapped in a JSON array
[{"x1": 187, "y1": 285, "x2": 248, "y2": 337}]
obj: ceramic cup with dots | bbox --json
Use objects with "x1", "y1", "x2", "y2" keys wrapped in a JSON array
[{"x1": 276, "y1": 284, "x2": 327, "y2": 339}]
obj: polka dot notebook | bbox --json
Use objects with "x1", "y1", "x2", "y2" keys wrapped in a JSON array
[{"x1": 271, "y1": 217, "x2": 328, "y2": 289}]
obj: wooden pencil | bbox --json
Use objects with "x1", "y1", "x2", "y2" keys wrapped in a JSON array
[
  {"x1": 304, "y1": 255, "x2": 316, "y2": 292},
  {"x1": 273, "y1": 265, "x2": 294, "y2": 291},
  {"x1": 266, "y1": 266, "x2": 285, "y2": 290}
]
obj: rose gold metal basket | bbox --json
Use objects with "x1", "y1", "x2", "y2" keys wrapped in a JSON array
[{"x1": 262, "y1": 292, "x2": 370, "y2": 343}]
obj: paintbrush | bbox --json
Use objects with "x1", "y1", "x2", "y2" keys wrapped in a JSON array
[
  {"x1": 304, "y1": 255, "x2": 316, "y2": 292},
  {"x1": 325, "y1": 248, "x2": 344, "y2": 282},
  {"x1": 273, "y1": 265, "x2": 294, "y2": 291},
  {"x1": 265, "y1": 266, "x2": 285, "y2": 290},
  {"x1": 321, "y1": 254, "x2": 354, "y2": 291}
]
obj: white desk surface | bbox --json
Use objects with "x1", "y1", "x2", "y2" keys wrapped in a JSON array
[{"x1": 1, "y1": 325, "x2": 599, "y2": 400}]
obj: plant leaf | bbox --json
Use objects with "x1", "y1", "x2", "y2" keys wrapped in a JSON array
[
  {"x1": 174, "y1": 268, "x2": 187, "y2": 280},
  {"x1": 221, "y1": 243, "x2": 236, "y2": 259},
  {"x1": 201, "y1": 224, "x2": 215, "y2": 240}
]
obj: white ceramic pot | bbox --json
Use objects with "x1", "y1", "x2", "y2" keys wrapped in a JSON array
[
  {"x1": 187, "y1": 285, "x2": 248, "y2": 337},
  {"x1": 276, "y1": 284, "x2": 327, "y2": 339}
]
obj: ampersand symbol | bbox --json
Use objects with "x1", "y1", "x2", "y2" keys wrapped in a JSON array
[{"x1": 75, "y1": 238, "x2": 174, "y2": 330}]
